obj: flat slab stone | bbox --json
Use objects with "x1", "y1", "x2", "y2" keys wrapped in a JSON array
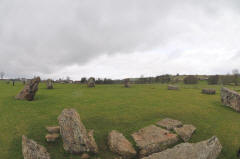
[
  {"x1": 142, "y1": 136, "x2": 222, "y2": 159},
  {"x1": 46, "y1": 126, "x2": 60, "y2": 134},
  {"x1": 156, "y1": 118, "x2": 183, "y2": 130},
  {"x1": 108, "y1": 130, "x2": 136, "y2": 159},
  {"x1": 132, "y1": 125, "x2": 179, "y2": 157},
  {"x1": 168, "y1": 85, "x2": 179, "y2": 90},
  {"x1": 174, "y1": 124, "x2": 196, "y2": 142},
  {"x1": 45, "y1": 133, "x2": 59, "y2": 142}
]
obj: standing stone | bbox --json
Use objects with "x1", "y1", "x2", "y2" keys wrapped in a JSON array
[
  {"x1": 221, "y1": 87, "x2": 240, "y2": 112},
  {"x1": 87, "y1": 78, "x2": 95, "y2": 87},
  {"x1": 168, "y1": 85, "x2": 179, "y2": 90},
  {"x1": 58, "y1": 108, "x2": 98, "y2": 154},
  {"x1": 174, "y1": 124, "x2": 196, "y2": 142},
  {"x1": 124, "y1": 79, "x2": 130, "y2": 88},
  {"x1": 156, "y1": 118, "x2": 183, "y2": 130},
  {"x1": 132, "y1": 125, "x2": 179, "y2": 157},
  {"x1": 202, "y1": 88, "x2": 216, "y2": 95},
  {"x1": 46, "y1": 79, "x2": 53, "y2": 89},
  {"x1": 142, "y1": 136, "x2": 222, "y2": 159},
  {"x1": 16, "y1": 77, "x2": 40, "y2": 101},
  {"x1": 108, "y1": 130, "x2": 136, "y2": 159},
  {"x1": 22, "y1": 135, "x2": 50, "y2": 159}
]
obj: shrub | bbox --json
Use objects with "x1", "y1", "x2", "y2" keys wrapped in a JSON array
[{"x1": 183, "y1": 75, "x2": 198, "y2": 84}]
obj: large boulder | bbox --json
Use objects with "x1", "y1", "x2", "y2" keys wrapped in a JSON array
[
  {"x1": 131, "y1": 125, "x2": 179, "y2": 157},
  {"x1": 174, "y1": 124, "x2": 196, "y2": 142},
  {"x1": 22, "y1": 135, "x2": 50, "y2": 159},
  {"x1": 58, "y1": 108, "x2": 98, "y2": 154},
  {"x1": 142, "y1": 136, "x2": 222, "y2": 159},
  {"x1": 221, "y1": 87, "x2": 240, "y2": 112},
  {"x1": 16, "y1": 77, "x2": 40, "y2": 101},
  {"x1": 108, "y1": 130, "x2": 136, "y2": 159},
  {"x1": 156, "y1": 118, "x2": 183, "y2": 130},
  {"x1": 46, "y1": 79, "x2": 53, "y2": 89},
  {"x1": 202, "y1": 88, "x2": 216, "y2": 95},
  {"x1": 87, "y1": 77, "x2": 95, "y2": 87}
]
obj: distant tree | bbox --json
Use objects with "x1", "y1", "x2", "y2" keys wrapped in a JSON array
[
  {"x1": 183, "y1": 75, "x2": 198, "y2": 84},
  {"x1": 80, "y1": 77, "x2": 87, "y2": 83},
  {"x1": 208, "y1": 75, "x2": 219, "y2": 85},
  {"x1": 0, "y1": 72, "x2": 5, "y2": 79},
  {"x1": 232, "y1": 69, "x2": 239, "y2": 86},
  {"x1": 156, "y1": 74, "x2": 171, "y2": 83}
]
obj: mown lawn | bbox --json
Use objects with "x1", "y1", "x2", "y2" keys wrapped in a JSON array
[{"x1": 0, "y1": 81, "x2": 240, "y2": 159}]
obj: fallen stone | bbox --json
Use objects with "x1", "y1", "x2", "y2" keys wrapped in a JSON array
[
  {"x1": 16, "y1": 77, "x2": 40, "y2": 101},
  {"x1": 142, "y1": 136, "x2": 222, "y2": 159},
  {"x1": 58, "y1": 108, "x2": 98, "y2": 154},
  {"x1": 45, "y1": 133, "x2": 59, "y2": 142},
  {"x1": 22, "y1": 135, "x2": 50, "y2": 159},
  {"x1": 202, "y1": 88, "x2": 216, "y2": 95},
  {"x1": 168, "y1": 85, "x2": 179, "y2": 90},
  {"x1": 221, "y1": 87, "x2": 240, "y2": 112},
  {"x1": 108, "y1": 130, "x2": 136, "y2": 159},
  {"x1": 46, "y1": 126, "x2": 60, "y2": 134},
  {"x1": 81, "y1": 153, "x2": 90, "y2": 159},
  {"x1": 156, "y1": 118, "x2": 183, "y2": 130},
  {"x1": 174, "y1": 124, "x2": 196, "y2": 142},
  {"x1": 132, "y1": 125, "x2": 179, "y2": 157}
]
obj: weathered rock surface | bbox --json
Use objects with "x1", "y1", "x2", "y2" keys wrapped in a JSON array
[
  {"x1": 46, "y1": 79, "x2": 53, "y2": 89},
  {"x1": 81, "y1": 153, "x2": 90, "y2": 159},
  {"x1": 22, "y1": 135, "x2": 50, "y2": 159},
  {"x1": 108, "y1": 130, "x2": 136, "y2": 159},
  {"x1": 174, "y1": 124, "x2": 196, "y2": 142},
  {"x1": 58, "y1": 108, "x2": 98, "y2": 154},
  {"x1": 16, "y1": 77, "x2": 40, "y2": 101},
  {"x1": 87, "y1": 78, "x2": 95, "y2": 87},
  {"x1": 87, "y1": 129, "x2": 99, "y2": 153},
  {"x1": 142, "y1": 136, "x2": 222, "y2": 159},
  {"x1": 202, "y1": 88, "x2": 216, "y2": 95},
  {"x1": 221, "y1": 87, "x2": 240, "y2": 112},
  {"x1": 124, "y1": 79, "x2": 130, "y2": 88},
  {"x1": 156, "y1": 118, "x2": 183, "y2": 130},
  {"x1": 46, "y1": 126, "x2": 60, "y2": 134},
  {"x1": 45, "y1": 133, "x2": 59, "y2": 142},
  {"x1": 132, "y1": 125, "x2": 179, "y2": 157},
  {"x1": 168, "y1": 85, "x2": 179, "y2": 90}
]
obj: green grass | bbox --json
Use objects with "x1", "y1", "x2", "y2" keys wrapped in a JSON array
[{"x1": 0, "y1": 81, "x2": 240, "y2": 159}]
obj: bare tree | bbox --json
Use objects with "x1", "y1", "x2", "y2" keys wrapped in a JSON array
[{"x1": 0, "y1": 72, "x2": 5, "y2": 79}]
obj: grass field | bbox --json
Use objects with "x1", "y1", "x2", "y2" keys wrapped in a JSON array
[{"x1": 1, "y1": 81, "x2": 240, "y2": 159}]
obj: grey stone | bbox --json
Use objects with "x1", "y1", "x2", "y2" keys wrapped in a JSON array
[
  {"x1": 221, "y1": 87, "x2": 240, "y2": 112},
  {"x1": 58, "y1": 108, "x2": 98, "y2": 154},
  {"x1": 46, "y1": 79, "x2": 53, "y2": 89},
  {"x1": 22, "y1": 135, "x2": 50, "y2": 159},
  {"x1": 142, "y1": 136, "x2": 222, "y2": 159},
  {"x1": 108, "y1": 130, "x2": 136, "y2": 159},
  {"x1": 174, "y1": 124, "x2": 196, "y2": 142},
  {"x1": 132, "y1": 125, "x2": 179, "y2": 157},
  {"x1": 16, "y1": 77, "x2": 40, "y2": 101},
  {"x1": 156, "y1": 118, "x2": 183, "y2": 130},
  {"x1": 168, "y1": 85, "x2": 179, "y2": 90},
  {"x1": 87, "y1": 78, "x2": 95, "y2": 87},
  {"x1": 202, "y1": 88, "x2": 216, "y2": 95}
]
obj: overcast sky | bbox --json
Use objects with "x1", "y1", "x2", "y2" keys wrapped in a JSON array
[{"x1": 0, "y1": 0, "x2": 240, "y2": 80}]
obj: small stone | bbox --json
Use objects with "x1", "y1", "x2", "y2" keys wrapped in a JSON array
[
  {"x1": 132, "y1": 125, "x2": 179, "y2": 157},
  {"x1": 22, "y1": 135, "x2": 50, "y2": 159},
  {"x1": 202, "y1": 88, "x2": 216, "y2": 95},
  {"x1": 87, "y1": 130, "x2": 99, "y2": 154},
  {"x1": 81, "y1": 153, "x2": 90, "y2": 159},
  {"x1": 156, "y1": 118, "x2": 183, "y2": 130},
  {"x1": 45, "y1": 133, "x2": 59, "y2": 142},
  {"x1": 174, "y1": 124, "x2": 196, "y2": 142},
  {"x1": 108, "y1": 130, "x2": 136, "y2": 159},
  {"x1": 46, "y1": 126, "x2": 60, "y2": 134},
  {"x1": 168, "y1": 85, "x2": 179, "y2": 90}
]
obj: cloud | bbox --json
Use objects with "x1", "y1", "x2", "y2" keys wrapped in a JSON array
[{"x1": 0, "y1": 0, "x2": 240, "y2": 79}]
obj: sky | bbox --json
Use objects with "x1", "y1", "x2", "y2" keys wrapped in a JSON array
[{"x1": 0, "y1": 0, "x2": 240, "y2": 80}]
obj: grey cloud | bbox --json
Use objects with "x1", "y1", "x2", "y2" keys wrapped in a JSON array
[{"x1": 0, "y1": 0, "x2": 240, "y2": 78}]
